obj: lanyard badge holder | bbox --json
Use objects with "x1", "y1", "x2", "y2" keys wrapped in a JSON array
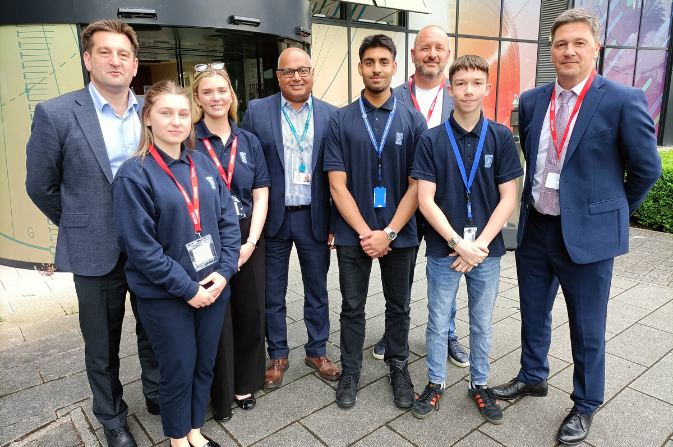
[
  {"x1": 282, "y1": 100, "x2": 313, "y2": 184},
  {"x1": 149, "y1": 146, "x2": 218, "y2": 272},
  {"x1": 359, "y1": 97, "x2": 397, "y2": 208},
  {"x1": 444, "y1": 117, "x2": 489, "y2": 243},
  {"x1": 203, "y1": 136, "x2": 246, "y2": 218}
]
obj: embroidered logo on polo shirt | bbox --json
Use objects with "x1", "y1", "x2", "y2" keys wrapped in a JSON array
[
  {"x1": 240, "y1": 152, "x2": 248, "y2": 164},
  {"x1": 205, "y1": 176, "x2": 217, "y2": 190},
  {"x1": 484, "y1": 154, "x2": 493, "y2": 168},
  {"x1": 395, "y1": 132, "x2": 403, "y2": 145}
]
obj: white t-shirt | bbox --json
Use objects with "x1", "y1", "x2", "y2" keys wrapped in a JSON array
[{"x1": 414, "y1": 84, "x2": 444, "y2": 129}]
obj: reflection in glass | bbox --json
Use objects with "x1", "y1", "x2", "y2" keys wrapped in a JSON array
[
  {"x1": 603, "y1": 47, "x2": 636, "y2": 86},
  {"x1": 497, "y1": 41, "x2": 538, "y2": 127},
  {"x1": 607, "y1": 0, "x2": 642, "y2": 46},
  {"x1": 576, "y1": 0, "x2": 607, "y2": 44},
  {"x1": 458, "y1": 0, "x2": 501, "y2": 38},
  {"x1": 409, "y1": 0, "x2": 456, "y2": 33},
  {"x1": 351, "y1": 4, "x2": 404, "y2": 26},
  {"x1": 639, "y1": 0, "x2": 673, "y2": 47},
  {"x1": 634, "y1": 50, "x2": 669, "y2": 136},
  {"x1": 311, "y1": 0, "x2": 344, "y2": 20},
  {"x1": 457, "y1": 38, "x2": 499, "y2": 120},
  {"x1": 312, "y1": 24, "x2": 350, "y2": 107},
  {"x1": 502, "y1": 0, "x2": 541, "y2": 41}
]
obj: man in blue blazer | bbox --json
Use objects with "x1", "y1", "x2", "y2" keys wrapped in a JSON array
[
  {"x1": 26, "y1": 21, "x2": 159, "y2": 447},
  {"x1": 491, "y1": 9, "x2": 661, "y2": 445},
  {"x1": 241, "y1": 48, "x2": 340, "y2": 388}
]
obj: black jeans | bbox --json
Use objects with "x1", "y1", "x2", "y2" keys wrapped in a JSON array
[{"x1": 337, "y1": 245, "x2": 417, "y2": 374}]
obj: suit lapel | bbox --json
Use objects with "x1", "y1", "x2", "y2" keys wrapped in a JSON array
[
  {"x1": 527, "y1": 83, "x2": 554, "y2": 184},
  {"x1": 564, "y1": 75, "x2": 605, "y2": 163},
  {"x1": 441, "y1": 85, "x2": 453, "y2": 122},
  {"x1": 74, "y1": 88, "x2": 114, "y2": 183},
  {"x1": 269, "y1": 93, "x2": 285, "y2": 170},
  {"x1": 312, "y1": 99, "x2": 324, "y2": 170}
]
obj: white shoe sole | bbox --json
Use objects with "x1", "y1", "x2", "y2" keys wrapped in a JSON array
[
  {"x1": 449, "y1": 356, "x2": 469, "y2": 368},
  {"x1": 373, "y1": 350, "x2": 385, "y2": 360}
]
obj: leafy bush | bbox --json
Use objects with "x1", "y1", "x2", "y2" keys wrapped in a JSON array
[{"x1": 632, "y1": 150, "x2": 673, "y2": 233}]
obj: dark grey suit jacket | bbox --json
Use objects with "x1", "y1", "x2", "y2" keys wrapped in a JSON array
[
  {"x1": 392, "y1": 78, "x2": 454, "y2": 124},
  {"x1": 26, "y1": 87, "x2": 143, "y2": 276}
]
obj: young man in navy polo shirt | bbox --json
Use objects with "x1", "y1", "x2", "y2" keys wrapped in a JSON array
[
  {"x1": 324, "y1": 34, "x2": 427, "y2": 409},
  {"x1": 411, "y1": 55, "x2": 523, "y2": 423}
]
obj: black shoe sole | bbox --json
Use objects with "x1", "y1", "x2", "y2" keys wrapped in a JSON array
[
  {"x1": 393, "y1": 398, "x2": 414, "y2": 409},
  {"x1": 411, "y1": 408, "x2": 434, "y2": 419},
  {"x1": 336, "y1": 397, "x2": 357, "y2": 408},
  {"x1": 495, "y1": 389, "x2": 548, "y2": 401},
  {"x1": 304, "y1": 358, "x2": 341, "y2": 381},
  {"x1": 557, "y1": 435, "x2": 586, "y2": 445}
]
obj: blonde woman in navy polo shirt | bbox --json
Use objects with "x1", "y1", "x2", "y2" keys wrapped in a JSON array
[
  {"x1": 191, "y1": 65, "x2": 271, "y2": 421},
  {"x1": 112, "y1": 80, "x2": 240, "y2": 447}
]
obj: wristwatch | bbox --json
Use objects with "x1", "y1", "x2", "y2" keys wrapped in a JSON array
[
  {"x1": 247, "y1": 237, "x2": 259, "y2": 247},
  {"x1": 447, "y1": 234, "x2": 462, "y2": 249},
  {"x1": 383, "y1": 227, "x2": 397, "y2": 241}
]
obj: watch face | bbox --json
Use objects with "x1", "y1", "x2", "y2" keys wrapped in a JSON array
[{"x1": 388, "y1": 230, "x2": 397, "y2": 240}]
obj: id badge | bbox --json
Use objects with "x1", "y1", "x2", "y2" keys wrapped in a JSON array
[
  {"x1": 293, "y1": 172, "x2": 311, "y2": 185},
  {"x1": 231, "y1": 195, "x2": 246, "y2": 219},
  {"x1": 186, "y1": 234, "x2": 218, "y2": 272},
  {"x1": 463, "y1": 226, "x2": 477, "y2": 243},
  {"x1": 545, "y1": 172, "x2": 560, "y2": 190},
  {"x1": 373, "y1": 186, "x2": 386, "y2": 208}
]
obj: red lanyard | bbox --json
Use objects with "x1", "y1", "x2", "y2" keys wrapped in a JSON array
[
  {"x1": 202, "y1": 135, "x2": 237, "y2": 191},
  {"x1": 408, "y1": 74, "x2": 446, "y2": 124},
  {"x1": 549, "y1": 69, "x2": 596, "y2": 160},
  {"x1": 148, "y1": 146, "x2": 201, "y2": 234}
]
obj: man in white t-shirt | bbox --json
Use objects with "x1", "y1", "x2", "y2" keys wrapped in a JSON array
[{"x1": 369, "y1": 25, "x2": 468, "y2": 369}]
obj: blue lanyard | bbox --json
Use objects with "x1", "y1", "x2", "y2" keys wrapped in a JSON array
[
  {"x1": 281, "y1": 99, "x2": 313, "y2": 172},
  {"x1": 359, "y1": 97, "x2": 397, "y2": 185},
  {"x1": 445, "y1": 117, "x2": 488, "y2": 224}
]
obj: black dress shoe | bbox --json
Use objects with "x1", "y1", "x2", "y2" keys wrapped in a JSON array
[
  {"x1": 103, "y1": 424, "x2": 137, "y2": 447},
  {"x1": 490, "y1": 377, "x2": 548, "y2": 400},
  {"x1": 212, "y1": 408, "x2": 232, "y2": 422},
  {"x1": 557, "y1": 406, "x2": 594, "y2": 445},
  {"x1": 202, "y1": 434, "x2": 221, "y2": 447},
  {"x1": 235, "y1": 395, "x2": 256, "y2": 410},
  {"x1": 145, "y1": 398, "x2": 160, "y2": 415}
]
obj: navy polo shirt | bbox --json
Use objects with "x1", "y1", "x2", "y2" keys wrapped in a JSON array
[
  {"x1": 411, "y1": 111, "x2": 523, "y2": 258},
  {"x1": 194, "y1": 118, "x2": 271, "y2": 219},
  {"x1": 324, "y1": 90, "x2": 428, "y2": 248},
  {"x1": 112, "y1": 146, "x2": 241, "y2": 301}
]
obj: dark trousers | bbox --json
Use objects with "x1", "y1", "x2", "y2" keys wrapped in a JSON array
[
  {"x1": 136, "y1": 291, "x2": 227, "y2": 439},
  {"x1": 516, "y1": 209, "x2": 613, "y2": 414},
  {"x1": 210, "y1": 218, "x2": 266, "y2": 417},
  {"x1": 265, "y1": 207, "x2": 331, "y2": 358},
  {"x1": 73, "y1": 253, "x2": 159, "y2": 430},
  {"x1": 337, "y1": 245, "x2": 417, "y2": 374}
]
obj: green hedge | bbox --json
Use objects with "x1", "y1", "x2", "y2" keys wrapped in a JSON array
[{"x1": 632, "y1": 150, "x2": 673, "y2": 233}]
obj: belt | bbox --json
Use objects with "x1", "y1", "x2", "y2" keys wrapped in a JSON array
[{"x1": 286, "y1": 204, "x2": 311, "y2": 211}]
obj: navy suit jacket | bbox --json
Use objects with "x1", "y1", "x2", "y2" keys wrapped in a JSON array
[
  {"x1": 517, "y1": 74, "x2": 661, "y2": 264},
  {"x1": 26, "y1": 87, "x2": 143, "y2": 276},
  {"x1": 392, "y1": 78, "x2": 454, "y2": 123},
  {"x1": 241, "y1": 92, "x2": 337, "y2": 241}
]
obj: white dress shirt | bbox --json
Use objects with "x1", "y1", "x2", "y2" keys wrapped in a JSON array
[{"x1": 280, "y1": 94, "x2": 314, "y2": 206}]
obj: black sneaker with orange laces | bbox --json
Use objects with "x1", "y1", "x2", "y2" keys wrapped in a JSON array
[
  {"x1": 468, "y1": 385, "x2": 504, "y2": 424},
  {"x1": 412, "y1": 381, "x2": 444, "y2": 419}
]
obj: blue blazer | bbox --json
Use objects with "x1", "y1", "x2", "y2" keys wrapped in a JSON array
[
  {"x1": 241, "y1": 92, "x2": 337, "y2": 241},
  {"x1": 517, "y1": 74, "x2": 661, "y2": 264},
  {"x1": 392, "y1": 78, "x2": 455, "y2": 123},
  {"x1": 26, "y1": 87, "x2": 143, "y2": 276}
]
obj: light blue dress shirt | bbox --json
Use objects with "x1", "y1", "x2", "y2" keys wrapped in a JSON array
[
  {"x1": 280, "y1": 94, "x2": 314, "y2": 206},
  {"x1": 88, "y1": 82, "x2": 141, "y2": 177}
]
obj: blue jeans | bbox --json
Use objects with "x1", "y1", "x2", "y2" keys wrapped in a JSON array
[{"x1": 426, "y1": 255, "x2": 500, "y2": 385}]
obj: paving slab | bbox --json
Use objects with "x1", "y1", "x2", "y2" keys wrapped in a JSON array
[
  {"x1": 589, "y1": 387, "x2": 673, "y2": 447},
  {"x1": 351, "y1": 426, "x2": 413, "y2": 446},
  {"x1": 1, "y1": 331, "x2": 85, "y2": 371},
  {"x1": 134, "y1": 408, "x2": 165, "y2": 444},
  {"x1": 638, "y1": 301, "x2": 673, "y2": 334},
  {"x1": 629, "y1": 351, "x2": 673, "y2": 404},
  {"x1": 606, "y1": 323, "x2": 673, "y2": 367},
  {"x1": 253, "y1": 422, "x2": 324, "y2": 447},
  {"x1": 612, "y1": 283, "x2": 673, "y2": 311},
  {"x1": 9, "y1": 415, "x2": 82, "y2": 447},
  {"x1": 453, "y1": 430, "x2": 504, "y2": 447},
  {"x1": 0, "y1": 364, "x2": 42, "y2": 396},
  {"x1": 605, "y1": 299, "x2": 651, "y2": 334},
  {"x1": 35, "y1": 347, "x2": 85, "y2": 382},
  {"x1": 488, "y1": 347, "x2": 569, "y2": 388},
  {"x1": 0, "y1": 304, "x2": 66, "y2": 330},
  {"x1": 0, "y1": 412, "x2": 56, "y2": 446},
  {"x1": 20, "y1": 314, "x2": 80, "y2": 342}
]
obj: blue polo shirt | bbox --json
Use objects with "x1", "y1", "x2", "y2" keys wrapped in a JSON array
[
  {"x1": 412, "y1": 112, "x2": 523, "y2": 258},
  {"x1": 324, "y1": 90, "x2": 428, "y2": 248},
  {"x1": 194, "y1": 118, "x2": 271, "y2": 219},
  {"x1": 112, "y1": 146, "x2": 241, "y2": 301}
]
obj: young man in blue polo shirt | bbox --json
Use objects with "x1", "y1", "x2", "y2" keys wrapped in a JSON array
[
  {"x1": 410, "y1": 55, "x2": 523, "y2": 423},
  {"x1": 324, "y1": 34, "x2": 427, "y2": 409}
]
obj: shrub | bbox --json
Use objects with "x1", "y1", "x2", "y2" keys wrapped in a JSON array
[{"x1": 632, "y1": 150, "x2": 673, "y2": 233}]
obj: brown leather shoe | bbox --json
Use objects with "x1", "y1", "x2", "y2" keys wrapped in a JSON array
[
  {"x1": 305, "y1": 355, "x2": 341, "y2": 381},
  {"x1": 264, "y1": 357, "x2": 289, "y2": 389}
]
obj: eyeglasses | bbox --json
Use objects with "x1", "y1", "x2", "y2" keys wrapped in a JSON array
[
  {"x1": 194, "y1": 62, "x2": 226, "y2": 72},
  {"x1": 276, "y1": 67, "x2": 312, "y2": 78}
]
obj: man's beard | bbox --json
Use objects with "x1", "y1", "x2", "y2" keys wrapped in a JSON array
[
  {"x1": 415, "y1": 59, "x2": 446, "y2": 80},
  {"x1": 368, "y1": 84, "x2": 388, "y2": 94}
]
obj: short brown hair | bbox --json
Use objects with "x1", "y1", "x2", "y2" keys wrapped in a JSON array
[
  {"x1": 81, "y1": 20, "x2": 139, "y2": 57},
  {"x1": 192, "y1": 68, "x2": 239, "y2": 125},
  {"x1": 550, "y1": 8, "x2": 601, "y2": 43},
  {"x1": 449, "y1": 55, "x2": 489, "y2": 84}
]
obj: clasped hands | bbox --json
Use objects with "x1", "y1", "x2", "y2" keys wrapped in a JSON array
[
  {"x1": 449, "y1": 239, "x2": 489, "y2": 272},
  {"x1": 360, "y1": 230, "x2": 391, "y2": 259},
  {"x1": 188, "y1": 272, "x2": 227, "y2": 308}
]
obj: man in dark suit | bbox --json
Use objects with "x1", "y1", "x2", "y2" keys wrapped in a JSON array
[
  {"x1": 374, "y1": 25, "x2": 468, "y2": 369},
  {"x1": 490, "y1": 9, "x2": 661, "y2": 445},
  {"x1": 26, "y1": 20, "x2": 159, "y2": 447},
  {"x1": 241, "y1": 48, "x2": 339, "y2": 388}
]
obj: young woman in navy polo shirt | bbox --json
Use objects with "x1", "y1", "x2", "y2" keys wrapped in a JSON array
[
  {"x1": 112, "y1": 80, "x2": 240, "y2": 447},
  {"x1": 191, "y1": 65, "x2": 271, "y2": 421}
]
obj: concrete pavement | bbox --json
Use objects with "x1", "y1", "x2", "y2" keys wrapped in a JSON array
[{"x1": 1, "y1": 227, "x2": 672, "y2": 446}]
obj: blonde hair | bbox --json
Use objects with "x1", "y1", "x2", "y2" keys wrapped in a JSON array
[
  {"x1": 135, "y1": 80, "x2": 195, "y2": 161},
  {"x1": 192, "y1": 68, "x2": 239, "y2": 124}
]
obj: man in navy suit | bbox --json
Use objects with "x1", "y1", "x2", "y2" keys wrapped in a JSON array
[
  {"x1": 241, "y1": 48, "x2": 340, "y2": 388},
  {"x1": 491, "y1": 9, "x2": 661, "y2": 445},
  {"x1": 25, "y1": 20, "x2": 160, "y2": 447}
]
